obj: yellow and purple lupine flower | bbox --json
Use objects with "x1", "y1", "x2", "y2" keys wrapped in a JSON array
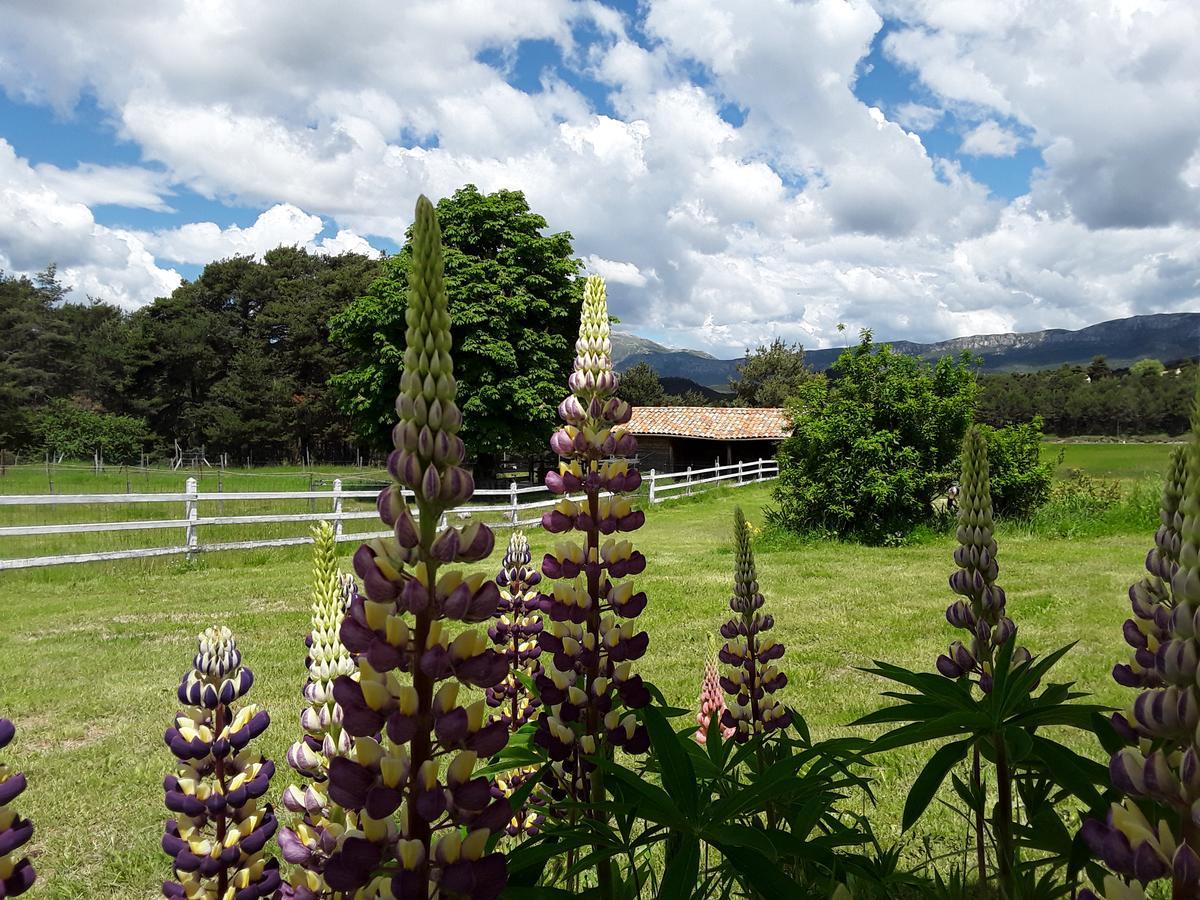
[
  {"x1": 486, "y1": 531, "x2": 544, "y2": 730},
  {"x1": 533, "y1": 274, "x2": 651, "y2": 806},
  {"x1": 321, "y1": 196, "x2": 509, "y2": 900},
  {"x1": 0, "y1": 719, "x2": 35, "y2": 898},
  {"x1": 936, "y1": 427, "x2": 1030, "y2": 692},
  {"x1": 695, "y1": 654, "x2": 734, "y2": 745},
  {"x1": 280, "y1": 522, "x2": 360, "y2": 898},
  {"x1": 162, "y1": 626, "x2": 280, "y2": 900},
  {"x1": 718, "y1": 507, "x2": 789, "y2": 740},
  {"x1": 1079, "y1": 442, "x2": 1200, "y2": 898},
  {"x1": 487, "y1": 531, "x2": 547, "y2": 838}
]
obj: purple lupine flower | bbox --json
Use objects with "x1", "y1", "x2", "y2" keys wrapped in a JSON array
[
  {"x1": 936, "y1": 427, "x2": 1030, "y2": 691},
  {"x1": 162, "y1": 626, "x2": 280, "y2": 899},
  {"x1": 695, "y1": 654, "x2": 734, "y2": 745},
  {"x1": 486, "y1": 531, "x2": 546, "y2": 837},
  {"x1": 533, "y1": 274, "x2": 651, "y2": 811},
  {"x1": 0, "y1": 718, "x2": 35, "y2": 897},
  {"x1": 1079, "y1": 445, "x2": 1200, "y2": 898},
  {"x1": 718, "y1": 507, "x2": 790, "y2": 740},
  {"x1": 279, "y1": 521, "x2": 360, "y2": 897},
  {"x1": 321, "y1": 196, "x2": 509, "y2": 900}
]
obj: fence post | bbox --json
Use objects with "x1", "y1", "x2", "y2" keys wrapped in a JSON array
[
  {"x1": 648, "y1": 468, "x2": 656, "y2": 504},
  {"x1": 737, "y1": 459, "x2": 744, "y2": 485},
  {"x1": 332, "y1": 478, "x2": 344, "y2": 540},
  {"x1": 184, "y1": 477, "x2": 198, "y2": 560},
  {"x1": 758, "y1": 458, "x2": 765, "y2": 481},
  {"x1": 685, "y1": 466, "x2": 692, "y2": 497},
  {"x1": 509, "y1": 481, "x2": 519, "y2": 526}
]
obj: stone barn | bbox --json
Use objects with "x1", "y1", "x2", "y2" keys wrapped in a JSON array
[{"x1": 625, "y1": 407, "x2": 790, "y2": 473}]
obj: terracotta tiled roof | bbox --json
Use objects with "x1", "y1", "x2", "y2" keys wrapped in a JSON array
[{"x1": 625, "y1": 407, "x2": 790, "y2": 440}]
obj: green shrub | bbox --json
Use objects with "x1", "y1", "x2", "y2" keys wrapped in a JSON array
[
  {"x1": 26, "y1": 399, "x2": 151, "y2": 463},
  {"x1": 976, "y1": 417, "x2": 1055, "y2": 518},
  {"x1": 768, "y1": 331, "x2": 977, "y2": 543}
]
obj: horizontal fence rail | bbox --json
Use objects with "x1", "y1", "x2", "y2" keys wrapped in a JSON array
[{"x1": 0, "y1": 458, "x2": 778, "y2": 570}]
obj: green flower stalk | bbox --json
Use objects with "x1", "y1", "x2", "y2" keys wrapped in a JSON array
[
  {"x1": 323, "y1": 195, "x2": 510, "y2": 900},
  {"x1": 937, "y1": 426, "x2": 1030, "y2": 690},
  {"x1": 719, "y1": 507, "x2": 789, "y2": 739},
  {"x1": 0, "y1": 718, "x2": 35, "y2": 897},
  {"x1": 279, "y1": 522, "x2": 359, "y2": 898},
  {"x1": 1080, "y1": 443, "x2": 1200, "y2": 899},
  {"x1": 534, "y1": 274, "x2": 650, "y2": 792},
  {"x1": 162, "y1": 626, "x2": 279, "y2": 900}
]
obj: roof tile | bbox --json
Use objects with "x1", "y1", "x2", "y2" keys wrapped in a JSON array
[{"x1": 625, "y1": 406, "x2": 790, "y2": 440}]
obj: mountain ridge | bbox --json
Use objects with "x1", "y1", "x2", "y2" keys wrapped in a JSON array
[{"x1": 612, "y1": 312, "x2": 1200, "y2": 388}]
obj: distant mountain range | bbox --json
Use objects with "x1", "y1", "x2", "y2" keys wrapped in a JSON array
[{"x1": 612, "y1": 313, "x2": 1200, "y2": 389}]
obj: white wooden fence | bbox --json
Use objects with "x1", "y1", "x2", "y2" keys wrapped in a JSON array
[{"x1": 0, "y1": 458, "x2": 777, "y2": 570}]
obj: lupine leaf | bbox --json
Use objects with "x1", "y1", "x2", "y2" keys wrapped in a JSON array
[
  {"x1": 656, "y1": 837, "x2": 699, "y2": 900},
  {"x1": 717, "y1": 844, "x2": 816, "y2": 899},
  {"x1": 641, "y1": 705, "x2": 699, "y2": 818},
  {"x1": 870, "y1": 711, "x2": 988, "y2": 753},
  {"x1": 1027, "y1": 736, "x2": 1107, "y2": 808},
  {"x1": 902, "y1": 737, "x2": 972, "y2": 830}
]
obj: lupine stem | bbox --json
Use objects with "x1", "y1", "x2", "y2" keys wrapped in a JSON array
[{"x1": 972, "y1": 746, "x2": 986, "y2": 889}]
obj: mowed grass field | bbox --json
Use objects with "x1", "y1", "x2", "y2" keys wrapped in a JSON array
[
  {"x1": 1043, "y1": 439, "x2": 1180, "y2": 481},
  {"x1": 0, "y1": 444, "x2": 1171, "y2": 898}
]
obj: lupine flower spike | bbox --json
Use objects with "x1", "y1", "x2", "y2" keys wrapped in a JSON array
[
  {"x1": 1079, "y1": 443, "x2": 1200, "y2": 900},
  {"x1": 936, "y1": 426, "x2": 1030, "y2": 692},
  {"x1": 695, "y1": 646, "x2": 734, "y2": 745},
  {"x1": 534, "y1": 273, "x2": 651, "y2": 809},
  {"x1": 162, "y1": 626, "x2": 279, "y2": 899},
  {"x1": 719, "y1": 507, "x2": 789, "y2": 740},
  {"x1": 279, "y1": 521, "x2": 359, "y2": 898},
  {"x1": 487, "y1": 531, "x2": 547, "y2": 837},
  {"x1": 323, "y1": 195, "x2": 510, "y2": 900},
  {"x1": 0, "y1": 718, "x2": 35, "y2": 897}
]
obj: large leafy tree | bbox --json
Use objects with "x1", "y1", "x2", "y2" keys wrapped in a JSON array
[
  {"x1": 769, "y1": 330, "x2": 978, "y2": 542},
  {"x1": 730, "y1": 337, "x2": 812, "y2": 407},
  {"x1": 330, "y1": 185, "x2": 583, "y2": 469}
]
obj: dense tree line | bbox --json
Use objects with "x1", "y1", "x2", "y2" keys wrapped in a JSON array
[
  {"x1": 1, "y1": 185, "x2": 585, "y2": 470},
  {"x1": 977, "y1": 358, "x2": 1197, "y2": 436},
  {"x1": 1, "y1": 250, "x2": 382, "y2": 463}
]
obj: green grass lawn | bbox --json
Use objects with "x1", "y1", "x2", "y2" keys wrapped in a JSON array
[
  {"x1": 1042, "y1": 439, "x2": 1179, "y2": 481},
  {"x1": 0, "y1": 478, "x2": 1149, "y2": 898}
]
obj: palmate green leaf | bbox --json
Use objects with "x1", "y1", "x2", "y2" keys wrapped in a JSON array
[
  {"x1": 869, "y1": 710, "x2": 989, "y2": 753},
  {"x1": 656, "y1": 837, "x2": 700, "y2": 900},
  {"x1": 996, "y1": 642, "x2": 1078, "y2": 716},
  {"x1": 601, "y1": 760, "x2": 689, "y2": 828},
  {"x1": 641, "y1": 705, "x2": 700, "y2": 818},
  {"x1": 849, "y1": 701, "x2": 950, "y2": 727},
  {"x1": 858, "y1": 661, "x2": 977, "y2": 709},
  {"x1": 505, "y1": 831, "x2": 597, "y2": 878},
  {"x1": 1008, "y1": 701, "x2": 1110, "y2": 731},
  {"x1": 700, "y1": 823, "x2": 779, "y2": 859},
  {"x1": 501, "y1": 887, "x2": 589, "y2": 899},
  {"x1": 717, "y1": 844, "x2": 820, "y2": 900},
  {"x1": 902, "y1": 737, "x2": 972, "y2": 830},
  {"x1": 1027, "y1": 735, "x2": 1107, "y2": 808}
]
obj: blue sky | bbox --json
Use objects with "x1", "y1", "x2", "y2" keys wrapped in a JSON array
[{"x1": 0, "y1": 0, "x2": 1195, "y2": 351}]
